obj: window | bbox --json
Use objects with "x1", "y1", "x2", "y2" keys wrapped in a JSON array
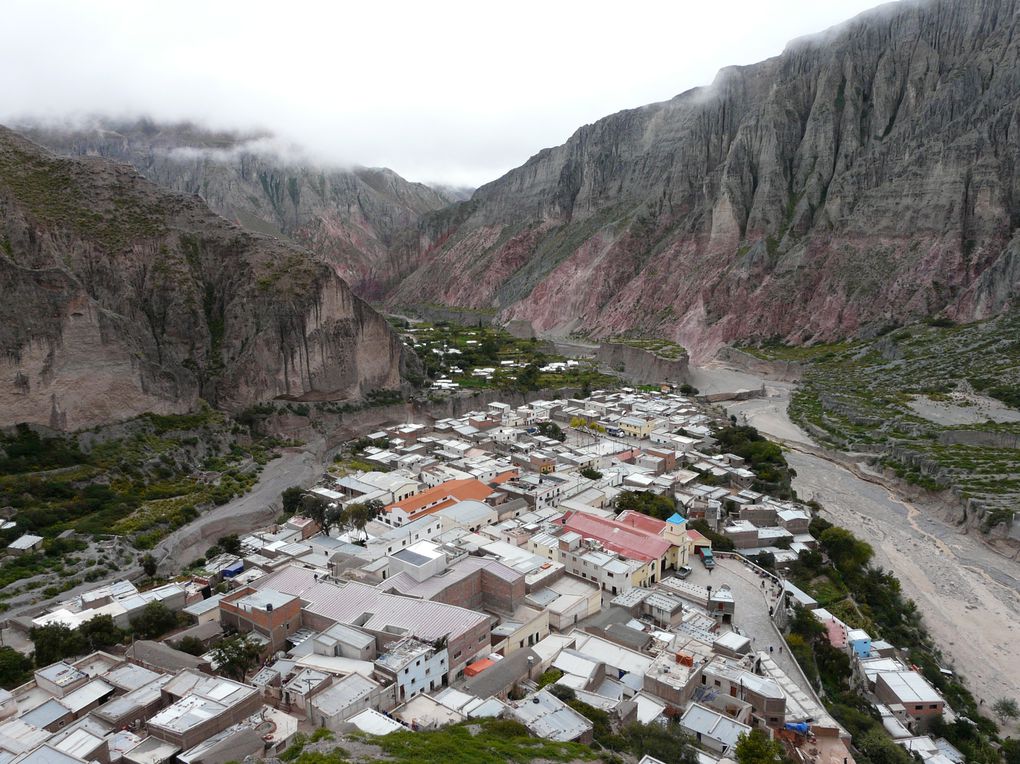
[
  {"x1": 929, "y1": 704, "x2": 938, "y2": 709},
  {"x1": 404, "y1": 668, "x2": 409, "y2": 674}
]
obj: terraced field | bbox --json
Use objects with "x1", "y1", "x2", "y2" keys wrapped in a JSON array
[{"x1": 742, "y1": 314, "x2": 1020, "y2": 532}]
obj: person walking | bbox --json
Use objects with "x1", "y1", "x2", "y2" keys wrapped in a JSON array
[{"x1": 769, "y1": 645, "x2": 774, "y2": 654}]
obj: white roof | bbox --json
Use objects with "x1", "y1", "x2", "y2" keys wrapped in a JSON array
[
  {"x1": 347, "y1": 708, "x2": 405, "y2": 735},
  {"x1": 8, "y1": 534, "x2": 43, "y2": 550},
  {"x1": 681, "y1": 703, "x2": 752, "y2": 749},
  {"x1": 878, "y1": 671, "x2": 942, "y2": 704},
  {"x1": 310, "y1": 674, "x2": 379, "y2": 716}
]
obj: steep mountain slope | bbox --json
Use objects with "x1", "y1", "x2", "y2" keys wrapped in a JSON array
[
  {"x1": 392, "y1": 0, "x2": 1020, "y2": 358},
  {"x1": 24, "y1": 120, "x2": 454, "y2": 298},
  {"x1": 0, "y1": 127, "x2": 414, "y2": 431}
]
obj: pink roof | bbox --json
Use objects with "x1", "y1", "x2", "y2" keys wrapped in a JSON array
[
  {"x1": 687, "y1": 529, "x2": 709, "y2": 545},
  {"x1": 560, "y1": 511, "x2": 671, "y2": 563},
  {"x1": 825, "y1": 619, "x2": 848, "y2": 648},
  {"x1": 616, "y1": 510, "x2": 667, "y2": 535}
]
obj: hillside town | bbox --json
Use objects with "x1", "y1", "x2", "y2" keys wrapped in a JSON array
[{"x1": 0, "y1": 389, "x2": 976, "y2": 764}]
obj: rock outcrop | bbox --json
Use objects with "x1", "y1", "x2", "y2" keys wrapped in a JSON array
[
  {"x1": 0, "y1": 127, "x2": 414, "y2": 430},
  {"x1": 390, "y1": 0, "x2": 1020, "y2": 358},
  {"x1": 595, "y1": 343, "x2": 689, "y2": 385},
  {"x1": 23, "y1": 120, "x2": 455, "y2": 299}
]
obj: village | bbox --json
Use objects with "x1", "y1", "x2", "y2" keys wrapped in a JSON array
[{"x1": 0, "y1": 388, "x2": 975, "y2": 764}]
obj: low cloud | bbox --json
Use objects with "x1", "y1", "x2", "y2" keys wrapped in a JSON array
[{"x1": 1, "y1": 0, "x2": 882, "y2": 187}]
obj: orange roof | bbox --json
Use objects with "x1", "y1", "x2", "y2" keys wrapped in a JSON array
[
  {"x1": 385, "y1": 478, "x2": 494, "y2": 521},
  {"x1": 490, "y1": 470, "x2": 518, "y2": 485},
  {"x1": 464, "y1": 658, "x2": 495, "y2": 677}
]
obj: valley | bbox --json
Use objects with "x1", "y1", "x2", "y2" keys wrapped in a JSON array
[{"x1": 711, "y1": 366, "x2": 1020, "y2": 716}]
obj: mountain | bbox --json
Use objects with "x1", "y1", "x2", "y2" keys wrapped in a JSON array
[
  {"x1": 22, "y1": 120, "x2": 455, "y2": 299},
  {"x1": 391, "y1": 0, "x2": 1020, "y2": 358},
  {"x1": 0, "y1": 126, "x2": 414, "y2": 431}
]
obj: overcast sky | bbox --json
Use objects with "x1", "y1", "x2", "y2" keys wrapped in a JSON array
[{"x1": 3, "y1": 0, "x2": 885, "y2": 187}]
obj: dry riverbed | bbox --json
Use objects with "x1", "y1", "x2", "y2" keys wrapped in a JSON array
[{"x1": 693, "y1": 364, "x2": 1020, "y2": 717}]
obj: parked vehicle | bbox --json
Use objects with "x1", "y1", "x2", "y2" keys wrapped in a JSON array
[
  {"x1": 676, "y1": 565, "x2": 693, "y2": 579},
  {"x1": 698, "y1": 547, "x2": 716, "y2": 569}
]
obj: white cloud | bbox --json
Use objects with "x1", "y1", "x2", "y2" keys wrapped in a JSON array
[{"x1": 2, "y1": 0, "x2": 885, "y2": 186}]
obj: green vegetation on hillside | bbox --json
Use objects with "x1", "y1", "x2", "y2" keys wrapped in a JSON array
[
  {"x1": 747, "y1": 314, "x2": 1020, "y2": 530},
  {"x1": 784, "y1": 515, "x2": 1003, "y2": 763},
  {"x1": 0, "y1": 407, "x2": 289, "y2": 605},
  {"x1": 713, "y1": 425, "x2": 794, "y2": 498},
  {"x1": 608, "y1": 336, "x2": 688, "y2": 361},
  {"x1": 400, "y1": 320, "x2": 616, "y2": 394}
]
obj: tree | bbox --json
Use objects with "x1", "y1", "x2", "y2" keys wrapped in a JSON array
[
  {"x1": 140, "y1": 553, "x2": 157, "y2": 577},
  {"x1": 734, "y1": 729, "x2": 784, "y2": 764},
  {"x1": 0, "y1": 647, "x2": 33, "y2": 689},
  {"x1": 281, "y1": 485, "x2": 304, "y2": 516},
  {"x1": 130, "y1": 602, "x2": 179, "y2": 640},
  {"x1": 300, "y1": 494, "x2": 329, "y2": 528},
  {"x1": 536, "y1": 422, "x2": 566, "y2": 442},
  {"x1": 620, "y1": 721, "x2": 698, "y2": 764},
  {"x1": 78, "y1": 615, "x2": 124, "y2": 651},
  {"x1": 30, "y1": 623, "x2": 86, "y2": 666},
  {"x1": 819, "y1": 526, "x2": 874, "y2": 574},
  {"x1": 211, "y1": 634, "x2": 262, "y2": 681},
  {"x1": 347, "y1": 499, "x2": 382, "y2": 538},
  {"x1": 580, "y1": 467, "x2": 603, "y2": 480},
  {"x1": 616, "y1": 490, "x2": 676, "y2": 521},
  {"x1": 993, "y1": 698, "x2": 1019, "y2": 722},
  {"x1": 218, "y1": 534, "x2": 242, "y2": 556},
  {"x1": 174, "y1": 636, "x2": 207, "y2": 656}
]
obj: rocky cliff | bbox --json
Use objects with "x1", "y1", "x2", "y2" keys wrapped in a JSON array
[
  {"x1": 0, "y1": 127, "x2": 414, "y2": 430},
  {"x1": 391, "y1": 0, "x2": 1020, "y2": 358},
  {"x1": 23, "y1": 120, "x2": 455, "y2": 299}
]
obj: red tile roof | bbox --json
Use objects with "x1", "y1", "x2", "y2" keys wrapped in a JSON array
[
  {"x1": 385, "y1": 478, "x2": 493, "y2": 521},
  {"x1": 560, "y1": 511, "x2": 671, "y2": 563},
  {"x1": 615, "y1": 510, "x2": 667, "y2": 535}
]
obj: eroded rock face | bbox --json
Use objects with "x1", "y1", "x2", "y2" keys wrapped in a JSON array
[
  {"x1": 392, "y1": 0, "x2": 1020, "y2": 358},
  {"x1": 22, "y1": 120, "x2": 455, "y2": 300},
  {"x1": 0, "y1": 127, "x2": 413, "y2": 430}
]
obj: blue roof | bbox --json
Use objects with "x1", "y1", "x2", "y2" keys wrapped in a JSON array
[{"x1": 666, "y1": 512, "x2": 686, "y2": 525}]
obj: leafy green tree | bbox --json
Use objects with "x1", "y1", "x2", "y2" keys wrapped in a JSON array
[
  {"x1": 536, "y1": 422, "x2": 566, "y2": 442},
  {"x1": 280, "y1": 486, "x2": 304, "y2": 516},
  {"x1": 819, "y1": 526, "x2": 874, "y2": 574},
  {"x1": 348, "y1": 499, "x2": 382, "y2": 536},
  {"x1": 140, "y1": 553, "x2": 157, "y2": 577},
  {"x1": 30, "y1": 623, "x2": 86, "y2": 665},
  {"x1": 994, "y1": 697, "x2": 1019, "y2": 722},
  {"x1": 734, "y1": 729, "x2": 784, "y2": 764},
  {"x1": 0, "y1": 646, "x2": 33, "y2": 689},
  {"x1": 211, "y1": 634, "x2": 263, "y2": 681},
  {"x1": 130, "y1": 602, "x2": 178, "y2": 640},
  {"x1": 616, "y1": 491, "x2": 676, "y2": 521},
  {"x1": 174, "y1": 636, "x2": 207, "y2": 656},
  {"x1": 300, "y1": 494, "x2": 329, "y2": 528},
  {"x1": 78, "y1": 615, "x2": 124, "y2": 651},
  {"x1": 620, "y1": 721, "x2": 698, "y2": 764},
  {"x1": 218, "y1": 534, "x2": 242, "y2": 556},
  {"x1": 580, "y1": 467, "x2": 603, "y2": 480}
]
